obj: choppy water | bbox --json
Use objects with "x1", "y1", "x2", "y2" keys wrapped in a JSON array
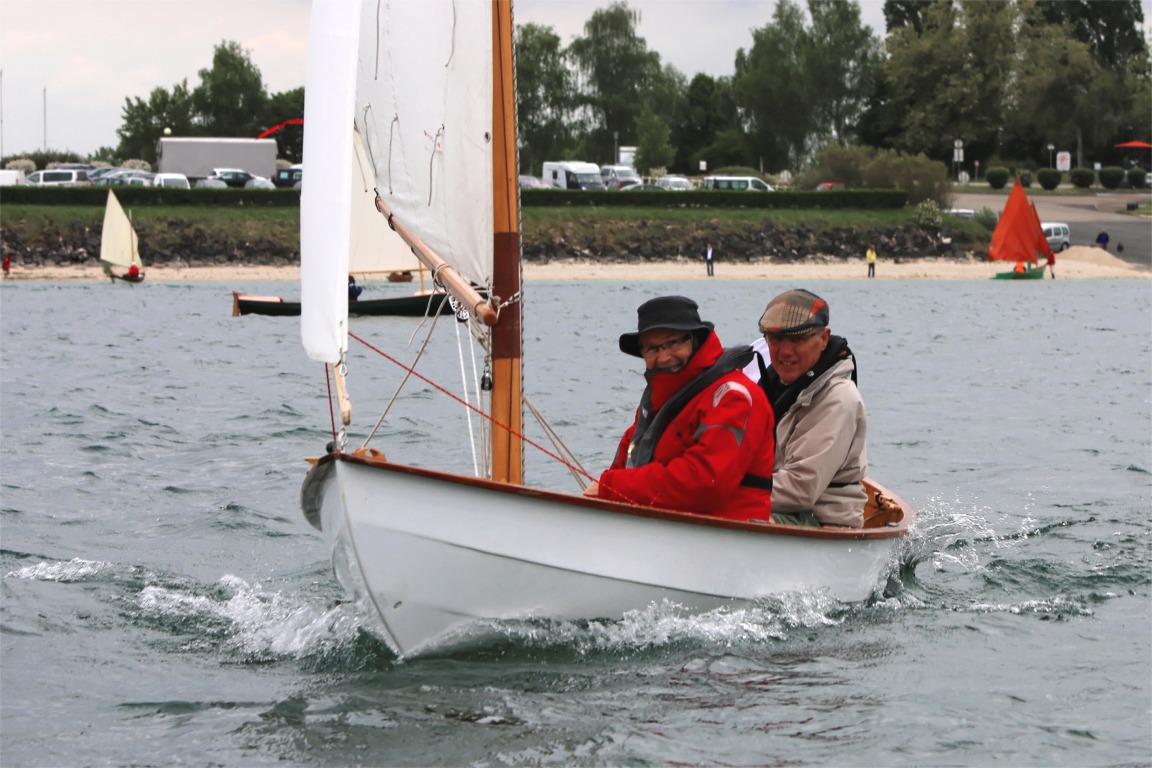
[{"x1": 2, "y1": 277, "x2": 1149, "y2": 767}]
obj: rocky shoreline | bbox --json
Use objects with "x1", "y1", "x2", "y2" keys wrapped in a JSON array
[{"x1": 1, "y1": 215, "x2": 975, "y2": 270}]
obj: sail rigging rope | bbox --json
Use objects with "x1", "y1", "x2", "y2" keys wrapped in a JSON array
[{"x1": 347, "y1": 329, "x2": 597, "y2": 486}]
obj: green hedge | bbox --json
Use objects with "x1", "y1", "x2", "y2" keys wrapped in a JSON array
[
  {"x1": 1069, "y1": 168, "x2": 1096, "y2": 188},
  {"x1": 985, "y1": 167, "x2": 1010, "y2": 189},
  {"x1": 1036, "y1": 168, "x2": 1061, "y2": 190},
  {"x1": 1, "y1": 186, "x2": 302, "y2": 207},
  {"x1": 520, "y1": 188, "x2": 909, "y2": 209},
  {"x1": 1128, "y1": 168, "x2": 1150, "y2": 189},
  {"x1": 1097, "y1": 166, "x2": 1127, "y2": 189},
  {"x1": 7, "y1": 184, "x2": 910, "y2": 211}
]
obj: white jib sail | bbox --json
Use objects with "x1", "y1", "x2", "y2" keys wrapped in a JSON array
[
  {"x1": 300, "y1": 0, "x2": 363, "y2": 364},
  {"x1": 354, "y1": 0, "x2": 494, "y2": 288},
  {"x1": 348, "y1": 127, "x2": 422, "y2": 275},
  {"x1": 99, "y1": 190, "x2": 141, "y2": 269}
]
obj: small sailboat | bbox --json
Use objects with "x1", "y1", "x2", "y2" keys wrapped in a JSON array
[
  {"x1": 232, "y1": 130, "x2": 451, "y2": 317},
  {"x1": 988, "y1": 178, "x2": 1054, "y2": 280},
  {"x1": 298, "y1": 0, "x2": 914, "y2": 658},
  {"x1": 100, "y1": 190, "x2": 144, "y2": 283}
]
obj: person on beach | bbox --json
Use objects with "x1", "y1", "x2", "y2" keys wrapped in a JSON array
[
  {"x1": 2, "y1": 254, "x2": 10, "y2": 279},
  {"x1": 1096, "y1": 231, "x2": 1109, "y2": 250},
  {"x1": 348, "y1": 275, "x2": 363, "y2": 301},
  {"x1": 866, "y1": 244, "x2": 877, "y2": 278},
  {"x1": 743, "y1": 289, "x2": 868, "y2": 528},
  {"x1": 127, "y1": 263, "x2": 140, "y2": 279},
  {"x1": 584, "y1": 295, "x2": 775, "y2": 521},
  {"x1": 704, "y1": 242, "x2": 714, "y2": 276}
]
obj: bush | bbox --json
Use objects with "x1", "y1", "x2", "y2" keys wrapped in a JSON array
[
  {"x1": 1069, "y1": 167, "x2": 1096, "y2": 188},
  {"x1": 5, "y1": 158, "x2": 35, "y2": 173},
  {"x1": 913, "y1": 199, "x2": 942, "y2": 228},
  {"x1": 797, "y1": 145, "x2": 950, "y2": 206},
  {"x1": 974, "y1": 207, "x2": 999, "y2": 232},
  {"x1": 1097, "y1": 166, "x2": 1126, "y2": 189},
  {"x1": 985, "y1": 167, "x2": 1010, "y2": 189},
  {"x1": 1129, "y1": 168, "x2": 1150, "y2": 189},
  {"x1": 1036, "y1": 168, "x2": 1062, "y2": 190}
]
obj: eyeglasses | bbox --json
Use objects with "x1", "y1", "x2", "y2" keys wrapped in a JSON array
[
  {"x1": 764, "y1": 329, "x2": 822, "y2": 345},
  {"x1": 640, "y1": 333, "x2": 692, "y2": 358}
]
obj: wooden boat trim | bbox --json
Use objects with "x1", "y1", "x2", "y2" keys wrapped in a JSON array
[{"x1": 305, "y1": 450, "x2": 913, "y2": 541}]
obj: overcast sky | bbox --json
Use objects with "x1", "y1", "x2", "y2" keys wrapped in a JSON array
[{"x1": 0, "y1": 0, "x2": 1142, "y2": 159}]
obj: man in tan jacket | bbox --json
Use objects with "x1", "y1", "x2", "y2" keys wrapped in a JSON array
[{"x1": 744, "y1": 289, "x2": 868, "y2": 527}]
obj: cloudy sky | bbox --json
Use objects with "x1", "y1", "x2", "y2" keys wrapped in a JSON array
[{"x1": 0, "y1": 0, "x2": 1137, "y2": 159}]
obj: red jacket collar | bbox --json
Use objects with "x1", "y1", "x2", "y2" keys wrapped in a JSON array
[{"x1": 645, "y1": 331, "x2": 724, "y2": 411}]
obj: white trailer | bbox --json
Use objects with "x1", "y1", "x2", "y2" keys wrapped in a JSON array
[
  {"x1": 541, "y1": 161, "x2": 606, "y2": 190},
  {"x1": 156, "y1": 137, "x2": 278, "y2": 180}
]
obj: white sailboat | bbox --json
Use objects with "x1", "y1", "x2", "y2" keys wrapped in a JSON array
[
  {"x1": 299, "y1": 0, "x2": 914, "y2": 658},
  {"x1": 100, "y1": 190, "x2": 144, "y2": 283}
]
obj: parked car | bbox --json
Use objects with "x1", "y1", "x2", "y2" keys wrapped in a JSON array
[
  {"x1": 93, "y1": 170, "x2": 153, "y2": 187},
  {"x1": 195, "y1": 177, "x2": 228, "y2": 189},
  {"x1": 245, "y1": 177, "x2": 276, "y2": 189},
  {"x1": 945, "y1": 208, "x2": 975, "y2": 219},
  {"x1": 619, "y1": 182, "x2": 665, "y2": 192},
  {"x1": 273, "y1": 165, "x2": 303, "y2": 188},
  {"x1": 601, "y1": 164, "x2": 642, "y2": 189},
  {"x1": 153, "y1": 172, "x2": 191, "y2": 189},
  {"x1": 209, "y1": 168, "x2": 264, "y2": 188},
  {"x1": 1041, "y1": 222, "x2": 1071, "y2": 251},
  {"x1": 701, "y1": 175, "x2": 773, "y2": 191},
  {"x1": 655, "y1": 175, "x2": 693, "y2": 190},
  {"x1": 816, "y1": 181, "x2": 846, "y2": 191},
  {"x1": 518, "y1": 175, "x2": 551, "y2": 189},
  {"x1": 0, "y1": 170, "x2": 27, "y2": 185},
  {"x1": 26, "y1": 169, "x2": 91, "y2": 186}
]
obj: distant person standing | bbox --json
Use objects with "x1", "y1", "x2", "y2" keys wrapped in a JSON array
[
  {"x1": 2, "y1": 254, "x2": 10, "y2": 279},
  {"x1": 1095, "y1": 230, "x2": 1110, "y2": 250},
  {"x1": 348, "y1": 275, "x2": 363, "y2": 301},
  {"x1": 704, "y1": 242, "x2": 714, "y2": 276},
  {"x1": 865, "y1": 244, "x2": 877, "y2": 278}
]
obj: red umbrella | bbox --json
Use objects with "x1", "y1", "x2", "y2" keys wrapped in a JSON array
[{"x1": 1114, "y1": 140, "x2": 1152, "y2": 148}]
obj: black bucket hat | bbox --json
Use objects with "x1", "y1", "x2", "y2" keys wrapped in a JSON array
[{"x1": 619, "y1": 295, "x2": 714, "y2": 357}]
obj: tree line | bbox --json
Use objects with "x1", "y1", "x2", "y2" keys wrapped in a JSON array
[{"x1": 10, "y1": 0, "x2": 1148, "y2": 180}]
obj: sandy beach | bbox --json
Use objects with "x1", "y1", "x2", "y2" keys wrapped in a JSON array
[{"x1": 3, "y1": 246, "x2": 1146, "y2": 283}]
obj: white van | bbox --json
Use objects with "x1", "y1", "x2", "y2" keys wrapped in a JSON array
[
  {"x1": 0, "y1": 170, "x2": 27, "y2": 186},
  {"x1": 154, "y1": 172, "x2": 191, "y2": 189},
  {"x1": 1041, "y1": 222, "x2": 1071, "y2": 251},
  {"x1": 26, "y1": 169, "x2": 91, "y2": 186},
  {"x1": 701, "y1": 175, "x2": 773, "y2": 191},
  {"x1": 541, "y1": 161, "x2": 606, "y2": 190},
  {"x1": 600, "y1": 164, "x2": 641, "y2": 189}
]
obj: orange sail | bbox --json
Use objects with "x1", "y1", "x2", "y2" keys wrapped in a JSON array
[{"x1": 988, "y1": 178, "x2": 1054, "y2": 263}]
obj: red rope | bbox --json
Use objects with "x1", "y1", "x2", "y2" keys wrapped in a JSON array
[{"x1": 347, "y1": 330, "x2": 596, "y2": 484}]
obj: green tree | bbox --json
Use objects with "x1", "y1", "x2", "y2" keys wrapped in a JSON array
[
  {"x1": 670, "y1": 74, "x2": 745, "y2": 173},
  {"x1": 116, "y1": 80, "x2": 196, "y2": 164},
  {"x1": 567, "y1": 1, "x2": 663, "y2": 164},
  {"x1": 807, "y1": 0, "x2": 881, "y2": 147},
  {"x1": 515, "y1": 22, "x2": 576, "y2": 175},
  {"x1": 633, "y1": 106, "x2": 675, "y2": 175},
  {"x1": 191, "y1": 40, "x2": 268, "y2": 137},
  {"x1": 1037, "y1": 0, "x2": 1147, "y2": 70},
  {"x1": 261, "y1": 88, "x2": 305, "y2": 163}
]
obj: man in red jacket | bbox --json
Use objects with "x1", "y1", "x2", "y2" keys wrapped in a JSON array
[{"x1": 584, "y1": 295, "x2": 775, "y2": 521}]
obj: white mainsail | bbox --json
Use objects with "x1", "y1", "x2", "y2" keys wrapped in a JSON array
[
  {"x1": 354, "y1": 0, "x2": 494, "y2": 288},
  {"x1": 99, "y1": 190, "x2": 142, "y2": 270},
  {"x1": 348, "y1": 128, "x2": 422, "y2": 275}
]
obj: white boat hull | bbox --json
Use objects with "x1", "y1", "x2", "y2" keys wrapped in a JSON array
[{"x1": 303, "y1": 452, "x2": 912, "y2": 657}]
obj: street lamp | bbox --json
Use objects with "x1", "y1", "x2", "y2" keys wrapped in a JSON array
[{"x1": 1047, "y1": 143, "x2": 1055, "y2": 168}]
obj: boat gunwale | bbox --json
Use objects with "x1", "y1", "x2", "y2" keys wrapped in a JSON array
[{"x1": 308, "y1": 450, "x2": 914, "y2": 541}]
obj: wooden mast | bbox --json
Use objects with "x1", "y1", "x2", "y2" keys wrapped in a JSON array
[{"x1": 489, "y1": 0, "x2": 523, "y2": 484}]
